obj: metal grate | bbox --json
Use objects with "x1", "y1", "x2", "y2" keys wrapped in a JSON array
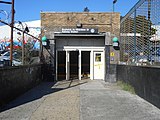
[{"x1": 120, "y1": 0, "x2": 160, "y2": 65}]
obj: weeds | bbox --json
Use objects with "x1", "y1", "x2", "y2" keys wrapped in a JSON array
[{"x1": 117, "y1": 81, "x2": 135, "y2": 94}]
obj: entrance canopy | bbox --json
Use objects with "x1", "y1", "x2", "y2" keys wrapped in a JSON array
[{"x1": 54, "y1": 33, "x2": 105, "y2": 37}]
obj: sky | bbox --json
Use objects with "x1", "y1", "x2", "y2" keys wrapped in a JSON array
[{"x1": 0, "y1": 0, "x2": 139, "y2": 23}]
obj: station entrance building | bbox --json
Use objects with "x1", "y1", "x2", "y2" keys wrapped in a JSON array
[{"x1": 41, "y1": 12, "x2": 120, "y2": 81}]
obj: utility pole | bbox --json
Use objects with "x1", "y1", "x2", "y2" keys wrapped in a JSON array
[{"x1": 10, "y1": 0, "x2": 15, "y2": 66}]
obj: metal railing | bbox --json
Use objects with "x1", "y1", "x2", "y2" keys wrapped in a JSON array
[
  {"x1": 120, "y1": 0, "x2": 160, "y2": 66},
  {"x1": 0, "y1": 19, "x2": 55, "y2": 66}
]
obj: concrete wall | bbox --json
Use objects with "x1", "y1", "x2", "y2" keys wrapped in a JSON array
[
  {"x1": 117, "y1": 65, "x2": 160, "y2": 109},
  {"x1": 106, "y1": 64, "x2": 117, "y2": 83},
  {"x1": 0, "y1": 64, "x2": 42, "y2": 107}
]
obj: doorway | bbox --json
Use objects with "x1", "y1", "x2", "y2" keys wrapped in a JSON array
[
  {"x1": 81, "y1": 51, "x2": 90, "y2": 79},
  {"x1": 57, "y1": 51, "x2": 66, "y2": 80},
  {"x1": 70, "y1": 51, "x2": 79, "y2": 79},
  {"x1": 93, "y1": 51, "x2": 104, "y2": 79},
  {"x1": 57, "y1": 49, "x2": 105, "y2": 81}
]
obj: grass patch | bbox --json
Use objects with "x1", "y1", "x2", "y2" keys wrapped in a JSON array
[{"x1": 117, "y1": 81, "x2": 135, "y2": 94}]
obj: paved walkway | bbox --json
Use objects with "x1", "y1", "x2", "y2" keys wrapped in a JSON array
[{"x1": 0, "y1": 80, "x2": 160, "y2": 120}]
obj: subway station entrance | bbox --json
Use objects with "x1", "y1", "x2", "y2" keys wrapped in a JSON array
[
  {"x1": 56, "y1": 47, "x2": 105, "y2": 81},
  {"x1": 55, "y1": 32, "x2": 106, "y2": 81}
]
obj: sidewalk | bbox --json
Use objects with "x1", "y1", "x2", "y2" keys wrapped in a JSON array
[{"x1": 0, "y1": 79, "x2": 160, "y2": 120}]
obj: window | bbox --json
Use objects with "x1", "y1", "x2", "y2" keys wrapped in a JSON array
[{"x1": 95, "y1": 53, "x2": 101, "y2": 62}]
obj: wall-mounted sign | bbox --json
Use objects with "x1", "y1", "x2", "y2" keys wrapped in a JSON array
[
  {"x1": 42, "y1": 41, "x2": 47, "y2": 46},
  {"x1": 110, "y1": 52, "x2": 115, "y2": 56},
  {"x1": 113, "y1": 42, "x2": 118, "y2": 47},
  {"x1": 61, "y1": 28, "x2": 98, "y2": 34}
]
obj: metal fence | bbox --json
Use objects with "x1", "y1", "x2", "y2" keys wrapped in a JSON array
[
  {"x1": 120, "y1": 0, "x2": 160, "y2": 66},
  {"x1": 12, "y1": 27, "x2": 41, "y2": 65}
]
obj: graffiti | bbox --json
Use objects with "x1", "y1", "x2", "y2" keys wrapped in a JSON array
[
  {"x1": 0, "y1": 38, "x2": 40, "y2": 51},
  {"x1": 0, "y1": 26, "x2": 41, "y2": 51}
]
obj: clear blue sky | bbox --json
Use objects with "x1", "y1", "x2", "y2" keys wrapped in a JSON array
[{"x1": 0, "y1": 0, "x2": 139, "y2": 22}]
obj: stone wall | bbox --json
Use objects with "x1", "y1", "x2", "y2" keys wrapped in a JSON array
[
  {"x1": 0, "y1": 64, "x2": 42, "y2": 107},
  {"x1": 117, "y1": 65, "x2": 160, "y2": 109}
]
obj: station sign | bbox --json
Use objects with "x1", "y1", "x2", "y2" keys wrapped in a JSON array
[
  {"x1": 61, "y1": 28, "x2": 98, "y2": 34},
  {"x1": 113, "y1": 42, "x2": 118, "y2": 47}
]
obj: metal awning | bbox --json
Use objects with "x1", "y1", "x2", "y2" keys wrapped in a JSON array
[{"x1": 54, "y1": 33, "x2": 105, "y2": 37}]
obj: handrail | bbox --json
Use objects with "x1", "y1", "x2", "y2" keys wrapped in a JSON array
[{"x1": 121, "y1": 0, "x2": 145, "y2": 24}]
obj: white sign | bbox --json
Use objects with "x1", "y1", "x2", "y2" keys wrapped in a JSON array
[
  {"x1": 113, "y1": 42, "x2": 118, "y2": 46},
  {"x1": 42, "y1": 41, "x2": 47, "y2": 46}
]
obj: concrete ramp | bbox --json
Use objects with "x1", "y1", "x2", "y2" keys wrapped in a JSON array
[
  {"x1": 80, "y1": 80, "x2": 106, "y2": 90},
  {"x1": 80, "y1": 80, "x2": 160, "y2": 120},
  {"x1": 0, "y1": 80, "x2": 160, "y2": 120}
]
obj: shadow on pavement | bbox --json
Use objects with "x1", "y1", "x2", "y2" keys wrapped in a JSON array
[{"x1": 0, "y1": 80, "x2": 88, "y2": 112}]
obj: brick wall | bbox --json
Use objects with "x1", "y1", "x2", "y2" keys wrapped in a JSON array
[
  {"x1": 41, "y1": 12, "x2": 120, "y2": 65},
  {"x1": 41, "y1": 12, "x2": 120, "y2": 39}
]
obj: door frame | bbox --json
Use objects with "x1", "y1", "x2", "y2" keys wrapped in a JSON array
[{"x1": 56, "y1": 46, "x2": 105, "y2": 81}]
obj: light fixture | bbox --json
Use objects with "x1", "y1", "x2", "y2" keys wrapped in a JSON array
[{"x1": 76, "y1": 23, "x2": 82, "y2": 28}]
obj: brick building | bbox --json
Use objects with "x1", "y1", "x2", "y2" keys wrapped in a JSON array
[{"x1": 41, "y1": 12, "x2": 120, "y2": 81}]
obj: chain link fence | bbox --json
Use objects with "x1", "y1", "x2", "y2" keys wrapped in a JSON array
[{"x1": 120, "y1": 0, "x2": 160, "y2": 66}]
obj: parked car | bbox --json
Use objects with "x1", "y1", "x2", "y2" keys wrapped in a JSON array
[
  {"x1": 0, "y1": 51, "x2": 22, "y2": 66},
  {"x1": 12, "y1": 58, "x2": 22, "y2": 66},
  {"x1": 0, "y1": 50, "x2": 8, "y2": 56},
  {"x1": 0, "y1": 51, "x2": 21, "y2": 60}
]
